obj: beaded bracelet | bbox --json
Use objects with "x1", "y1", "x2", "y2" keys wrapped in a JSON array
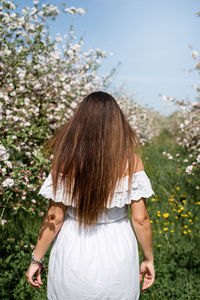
[{"x1": 31, "y1": 252, "x2": 45, "y2": 265}]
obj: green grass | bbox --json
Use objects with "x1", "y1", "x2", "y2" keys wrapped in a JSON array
[{"x1": 138, "y1": 129, "x2": 200, "y2": 300}]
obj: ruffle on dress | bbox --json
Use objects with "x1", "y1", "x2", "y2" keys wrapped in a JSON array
[{"x1": 38, "y1": 170, "x2": 154, "y2": 208}]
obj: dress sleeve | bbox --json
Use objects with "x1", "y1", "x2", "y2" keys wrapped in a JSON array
[
  {"x1": 130, "y1": 170, "x2": 155, "y2": 201},
  {"x1": 108, "y1": 170, "x2": 155, "y2": 208},
  {"x1": 37, "y1": 171, "x2": 76, "y2": 207}
]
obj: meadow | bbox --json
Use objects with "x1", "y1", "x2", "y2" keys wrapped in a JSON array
[{"x1": 0, "y1": 1, "x2": 200, "y2": 299}]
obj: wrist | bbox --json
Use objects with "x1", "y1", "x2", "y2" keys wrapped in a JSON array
[
  {"x1": 143, "y1": 256, "x2": 154, "y2": 263},
  {"x1": 31, "y1": 251, "x2": 45, "y2": 265}
]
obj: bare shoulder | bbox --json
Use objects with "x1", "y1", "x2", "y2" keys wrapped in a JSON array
[{"x1": 133, "y1": 153, "x2": 144, "y2": 173}]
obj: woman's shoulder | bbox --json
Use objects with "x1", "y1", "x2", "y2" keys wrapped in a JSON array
[{"x1": 133, "y1": 153, "x2": 144, "y2": 174}]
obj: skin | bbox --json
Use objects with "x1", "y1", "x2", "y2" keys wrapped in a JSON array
[
  {"x1": 131, "y1": 156, "x2": 155, "y2": 293},
  {"x1": 26, "y1": 200, "x2": 67, "y2": 288},
  {"x1": 26, "y1": 156, "x2": 155, "y2": 293}
]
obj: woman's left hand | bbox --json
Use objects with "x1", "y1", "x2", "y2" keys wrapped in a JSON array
[{"x1": 26, "y1": 262, "x2": 43, "y2": 288}]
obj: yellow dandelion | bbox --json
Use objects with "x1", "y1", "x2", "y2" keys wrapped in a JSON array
[
  {"x1": 182, "y1": 200, "x2": 186, "y2": 205},
  {"x1": 184, "y1": 225, "x2": 188, "y2": 228},
  {"x1": 170, "y1": 229, "x2": 174, "y2": 233},
  {"x1": 156, "y1": 220, "x2": 159, "y2": 223},
  {"x1": 188, "y1": 230, "x2": 191, "y2": 233},
  {"x1": 195, "y1": 217, "x2": 198, "y2": 220},
  {"x1": 195, "y1": 202, "x2": 200, "y2": 205},
  {"x1": 151, "y1": 198, "x2": 156, "y2": 202},
  {"x1": 189, "y1": 219, "x2": 192, "y2": 222},
  {"x1": 180, "y1": 207, "x2": 184, "y2": 211},
  {"x1": 150, "y1": 220, "x2": 153, "y2": 223},
  {"x1": 175, "y1": 216, "x2": 178, "y2": 219},
  {"x1": 176, "y1": 186, "x2": 180, "y2": 191},
  {"x1": 172, "y1": 222, "x2": 175, "y2": 225},
  {"x1": 177, "y1": 209, "x2": 181, "y2": 213},
  {"x1": 163, "y1": 227, "x2": 168, "y2": 231},
  {"x1": 181, "y1": 214, "x2": 188, "y2": 217},
  {"x1": 157, "y1": 244, "x2": 162, "y2": 247},
  {"x1": 163, "y1": 213, "x2": 169, "y2": 218},
  {"x1": 181, "y1": 194, "x2": 186, "y2": 198},
  {"x1": 168, "y1": 198, "x2": 175, "y2": 202},
  {"x1": 159, "y1": 230, "x2": 162, "y2": 234},
  {"x1": 188, "y1": 212, "x2": 191, "y2": 215},
  {"x1": 183, "y1": 231, "x2": 187, "y2": 234}
]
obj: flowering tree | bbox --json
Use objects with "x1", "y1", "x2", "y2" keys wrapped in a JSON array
[
  {"x1": 161, "y1": 45, "x2": 200, "y2": 178},
  {"x1": 0, "y1": 0, "x2": 162, "y2": 225}
]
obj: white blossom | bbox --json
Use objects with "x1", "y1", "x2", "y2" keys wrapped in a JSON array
[{"x1": 2, "y1": 178, "x2": 14, "y2": 187}]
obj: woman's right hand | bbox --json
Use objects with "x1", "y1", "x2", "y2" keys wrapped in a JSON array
[{"x1": 140, "y1": 260, "x2": 155, "y2": 293}]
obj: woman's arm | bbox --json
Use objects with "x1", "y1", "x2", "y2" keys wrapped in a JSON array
[
  {"x1": 130, "y1": 154, "x2": 155, "y2": 292},
  {"x1": 26, "y1": 199, "x2": 67, "y2": 288},
  {"x1": 131, "y1": 198, "x2": 153, "y2": 262}
]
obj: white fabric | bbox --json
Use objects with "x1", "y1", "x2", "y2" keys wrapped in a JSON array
[
  {"x1": 37, "y1": 170, "x2": 154, "y2": 300},
  {"x1": 38, "y1": 170, "x2": 154, "y2": 208}
]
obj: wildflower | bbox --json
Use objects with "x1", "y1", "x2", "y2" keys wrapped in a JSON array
[
  {"x1": 183, "y1": 231, "x2": 187, "y2": 234},
  {"x1": 188, "y1": 230, "x2": 191, "y2": 233},
  {"x1": 150, "y1": 220, "x2": 153, "y2": 223},
  {"x1": 181, "y1": 214, "x2": 188, "y2": 217},
  {"x1": 156, "y1": 220, "x2": 159, "y2": 223},
  {"x1": 195, "y1": 202, "x2": 200, "y2": 205},
  {"x1": 184, "y1": 225, "x2": 188, "y2": 228},
  {"x1": 176, "y1": 186, "x2": 180, "y2": 191},
  {"x1": 1, "y1": 219, "x2": 7, "y2": 226},
  {"x1": 170, "y1": 229, "x2": 174, "y2": 233},
  {"x1": 151, "y1": 198, "x2": 156, "y2": 202},
  {"x1": 157, "y1": 244, "x2": 162, "y2": 247},
  {"x1": 163, "y1": 213, "x2": 169, "y2": 218},
  {"x1": 182, "y1": 200, "x2": 186, "y2": 205},
  {"x1": 163, "y1": 227, "x2": 168, "y2": 231},
  {"x1": 157, "y1": 211, "x2": 161, "y2": 217}
]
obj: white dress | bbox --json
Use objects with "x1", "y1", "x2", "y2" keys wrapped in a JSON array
[{"x1": 38, "y1": 170, "x2": 154, "y2": 300}]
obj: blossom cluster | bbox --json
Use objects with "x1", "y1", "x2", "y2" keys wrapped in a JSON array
[
  {"x1": 161, "y1": 46, "x2": 200, "y2": 175},
  {"x1": 0, "y1": 0, "x2": 161, "y2": 225}
]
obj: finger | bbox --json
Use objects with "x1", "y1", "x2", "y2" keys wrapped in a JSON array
[
  {"x1": 142, "y1": 277, "x2": 154, "y2": 291},
  {"x1": 140, "y1": 273, "x2": 143, "y2": 282},
  {"x1": 28, "y1": 278, "x2": 40, "y2": 288},
  {"x1": 37, "y1": 273, "x2": 43, "y2": 285}
]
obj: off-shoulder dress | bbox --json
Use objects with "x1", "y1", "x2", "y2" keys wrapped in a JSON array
[{"x1": 38, "y1": 170, "x2": 154, "y2": 300}]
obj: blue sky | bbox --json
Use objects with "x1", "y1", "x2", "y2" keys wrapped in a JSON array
[{"x1": 15, "y1": 0, "x2": 200, "y2": 115}]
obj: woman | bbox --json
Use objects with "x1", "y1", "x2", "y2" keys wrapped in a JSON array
[{"x1": 26, "y1": 91, "x2": 155, "y2": 300}]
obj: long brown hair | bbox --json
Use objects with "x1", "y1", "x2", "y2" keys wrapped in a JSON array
[{"x1": 43, "y1": 91, "x2": 141, "y2": 227}]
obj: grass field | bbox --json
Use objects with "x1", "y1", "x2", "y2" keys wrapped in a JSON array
[{"x1": 1, "y1": 130, "x2": 200, "y2": 300}]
